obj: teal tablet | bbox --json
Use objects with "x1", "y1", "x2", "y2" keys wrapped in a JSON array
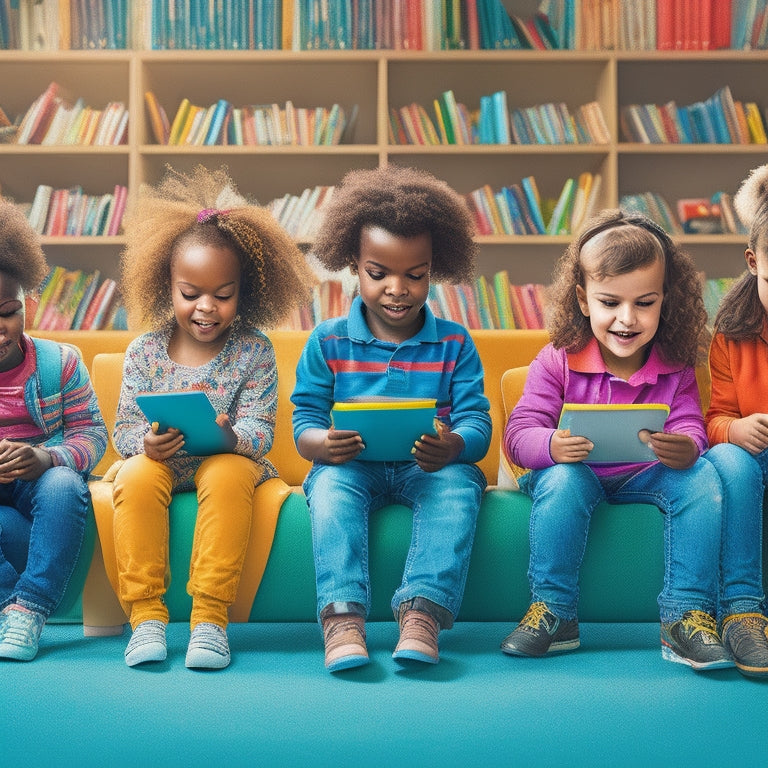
[
  {"x1": 135, "y1": 390, "x2": 228, "y2": 456},
  {"x1": 558, "y1": 403, "x2": 670, "y2": 463},
  {"x1": 331, "y1": 398, "x2": 438, "y2": 462}
]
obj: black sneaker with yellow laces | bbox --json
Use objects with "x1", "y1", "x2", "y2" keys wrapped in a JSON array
[
  {"x1": 500, "y1": 601, "x2": 580, "y2": 657},
  {"x1": 660, "y1": 610, "x2": 733, "y2": 670}
]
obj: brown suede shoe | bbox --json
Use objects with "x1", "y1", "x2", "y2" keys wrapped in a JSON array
[
  {"x1": 393, "y1": 608, "x2": 439, "y2": 665},
  {"x1": 322, "y1": 613, "x2": 369, "y2": 672}
]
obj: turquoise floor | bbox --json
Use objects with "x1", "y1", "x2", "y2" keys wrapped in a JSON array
[{"x1": 2, "y1": 622, "x2": 765, "y2": 767}]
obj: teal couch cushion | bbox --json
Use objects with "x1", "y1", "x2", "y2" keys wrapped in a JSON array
[{"x1": 158, "y1": 488, "x2": 668, "y2": 624}]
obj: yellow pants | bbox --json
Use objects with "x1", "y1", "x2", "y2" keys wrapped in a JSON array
[{"x1": 112, "y1": 453, "x2": 263, "y2": 630}]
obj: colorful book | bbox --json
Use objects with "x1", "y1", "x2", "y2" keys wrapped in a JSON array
[
  {"x1": 144, "y1": 90, "x2": 170, "y2": 144},
  {"x1": 520, "y1": 177, "x2": 547, "y2": 234}
]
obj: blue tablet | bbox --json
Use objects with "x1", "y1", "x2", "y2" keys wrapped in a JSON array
[
  {"x1": 331, "y1": 398, "x2": 438, "y2": 462},
  {"x1": 558, "y1": 403, "x2": 670, "y2": 463},
  {"x1": 135, "y1": 390, "x2": 228, "y2": 456}
]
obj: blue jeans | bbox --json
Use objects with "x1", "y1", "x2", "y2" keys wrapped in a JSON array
[
  {"x1": 0, "y1": 466, "x2": 89, "y2": 617},
  {"x1": 519, "y1": 458, "x2": 722, "y2": 623},
  {"x1": 304, "y1": 460, "x2": 486, "y2": 627},
  {"x1": 703, "y1": 443, "x2": 766, "y2": 617}
]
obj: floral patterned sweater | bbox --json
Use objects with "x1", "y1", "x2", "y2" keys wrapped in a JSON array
[{"x1": 113, "y1": 324, "x2": 278, "y2": 491}]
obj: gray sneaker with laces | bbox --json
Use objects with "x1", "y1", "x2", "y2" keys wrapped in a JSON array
[
  {"x1": 125, "y1": 619, "x2": 167, "y2": 667},
  {"x1": 721, "y1": 612, "x2": 768, "y2": 678},
  {"x1": 185, "y1": 622, "x2": 230, "y2": 670},
  {"x1": 0, "y1": 605, "x2": 46, "y2": 661}
]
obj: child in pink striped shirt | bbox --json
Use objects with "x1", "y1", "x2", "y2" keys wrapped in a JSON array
[{"x1": 0, "y1": 200, "x2": 107, "y2": 661}]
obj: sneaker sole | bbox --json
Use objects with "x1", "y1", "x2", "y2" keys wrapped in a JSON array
[
  {"x1": 185, "y1": 651, "x2": 230, "y2": 670},
  {"x1": 392, "y1": 648, "x2": 438, "y2": 665},
  {"x1": 661, "y1": 644, "x2": 734, "y2": 670},
  {"x1": 733, "y1": 661, "x2": 768, "y2": 678},
  {"x1": 125, "y1": 641, "x2": 167, "y2": 667},
  {"x1": 0, "y1": 643, "x2": 38, "y2": 662},
  {"x1": 326, "y1": 653, "x2": 369, "y2": 673},
  {"x1": 501, "y1": 637, "x2": 580, "y2": 657}
]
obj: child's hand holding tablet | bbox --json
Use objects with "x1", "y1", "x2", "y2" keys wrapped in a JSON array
[
  {"x1": 557, "y1": 403, "x2": 670, "y2": 463},
  {"x1": 136, "y1": 391, "x2": 230, "y2": 456}
]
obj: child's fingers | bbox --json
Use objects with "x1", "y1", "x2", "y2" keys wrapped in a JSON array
[{"x1": 433, "y1": 419, "x2": 448, "y2": 438}]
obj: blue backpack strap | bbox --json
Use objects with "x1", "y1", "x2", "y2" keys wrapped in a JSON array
[{"x1": 31, "y1": 337, "x2": 63, "y2": 399}]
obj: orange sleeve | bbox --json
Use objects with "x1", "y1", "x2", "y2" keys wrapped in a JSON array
[{"x1": 705, "y1": 333, "x2": 738, "y2": 445}]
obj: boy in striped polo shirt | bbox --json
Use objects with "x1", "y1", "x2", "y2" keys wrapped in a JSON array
[{"x1": 292, "y1": 166, "x2": 491, "y2": 672}]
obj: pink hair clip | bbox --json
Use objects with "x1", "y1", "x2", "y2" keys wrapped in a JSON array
[{"x1": 197, "y1": 208, "x2": 231, "y2": 223}]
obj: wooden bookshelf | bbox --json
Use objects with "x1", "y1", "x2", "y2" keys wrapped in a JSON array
[{"x1": 0, "y1": 44, "x2": 765, "y2": 301}]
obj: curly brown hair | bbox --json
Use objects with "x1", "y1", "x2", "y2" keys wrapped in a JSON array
[
  {"x1": 547, "y1": 209, "x2": 708, "y2": 367},
  {"x1": 0, "y1": 198, "x2": 48, "y2": 291},
  {"x1": 714, "y1": 164, "x2": 768, "y2": 340},
  {"x1": 120, "y1": 165, "x2": 316, "y2": 330},
  {"x1": 311, "y1": 164, "x2": 477, "y2": 283}
]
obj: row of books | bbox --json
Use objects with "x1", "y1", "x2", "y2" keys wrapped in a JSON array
[
  {"x1": 656, "y1": 0, "x2": 768, "y2": 51},
  {"x1": 30, "y1": 267, "x2": 126, "y2": 331},
  {"x1": 466, "y1": 172, "x2": 602, "y2": 238},
  {"x1": 148, "y1": 93, "x2": 356, "y2": 147},
  {"x1": 429, "y1": 273, "x2": 547, "y2": 330},
  {"x1": 678, "y1": 196, "x2": 748, "y2": 235},
  {"x1": 21, "y1": 184, "x2": 127, "y2": 238},
  {"x1": 389, "y1": 91, "x2": 610, "y2": 147},
  {"x1": 140, "y1": 0, "x2": 555, "y2": 52},
  {"x1": 267, "y1": 186, "x2": 336, "y2": 240},
  {"x1": 265, "y1": 173, "x2": 600, "y2": 243},
  {"x1": 5, "y1": 1, "x2": 768, "y2": 53},
  {"x1": 0, "y1": 0, "x2": 129, "y2": 50},
  {"x1": 12, "y1": 82, "x2": 128, "y2": 147},
  {"x1": 280, "y1": 271, "x2": 548, "y2": 332},
  {"x1": 619, "y1": 190, "x2": 748, "y2": 237},
  {"x1": 540, "y1": 0, "x2": 759, "y2": 52},
  {"x1": 263, "y1": 176, "x2": 747, "y2": 245},
  {"x1": 281, "y1": 270, "x2": 742, "y2": 332},
  {"x1": 619, "y1": 85, "x2": 768, "y2": 145}
]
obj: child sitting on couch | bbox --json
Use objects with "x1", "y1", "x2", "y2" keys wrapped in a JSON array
[{"x1": 291, "y1": 165, "x2": 492, "y2": 672}]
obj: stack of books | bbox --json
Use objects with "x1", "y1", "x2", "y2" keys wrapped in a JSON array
[
  {"x1": 0, "y1": 0, "x2": 130, "y2": 50},
  {"x1": 148, "y1": 93, "x2": 356, "y2": 147},
  {"x1": 429, "y1": 272, "x2": 548, "y2": 330},
  {"x1": 280, "y1": 278, "x2": 355, "y2": 331},
  {"x1": 280, "y1": 270, "x2": 548, "y2": 332},
  {"x1": 466, "y1": 173, "x2": 602, "y2": 238},
  {"x1": 620, "y1": 85, "x2": 768, "y2": 145},
  {"x1": 29, "y1": 267, "x2": 125, "y2": 331},
  {"x1": 389, "y1": 90, "x2": 610, "y2": 146},
  {"x1": 620, "y1": 189, "x2": 748, "y2": 236},
  {"x1": 267, "y1": 186, "x2": 335, "y2": 240},
  {"x1": 14, "y1": 82, "x2": 128, "y2": 146},
  {"x1": 22, "y1": 184, "x2": 127, "y2": 237},
  {"x1": 3, "y1": 1, "x2": 768, "y2": 54}
]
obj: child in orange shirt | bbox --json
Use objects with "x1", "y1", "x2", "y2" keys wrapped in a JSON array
[{"x1": 705, "y1": 164, "x2": 768, "y2": 678}]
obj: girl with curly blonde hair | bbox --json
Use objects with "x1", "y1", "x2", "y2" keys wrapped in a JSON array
[
  {"x1": 111, "y1": 165, "x2": 314, "y2": 670},
  {"x1": 501, "y1": 208, "x2": 730, "y2": 672},
  {"x1": 704, "y1": 165, "x2": 768, "y2": 678}
]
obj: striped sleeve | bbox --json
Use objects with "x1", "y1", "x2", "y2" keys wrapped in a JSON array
[{"x1": 42, "y1": 346, "x2": 108, "y2": 473}]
